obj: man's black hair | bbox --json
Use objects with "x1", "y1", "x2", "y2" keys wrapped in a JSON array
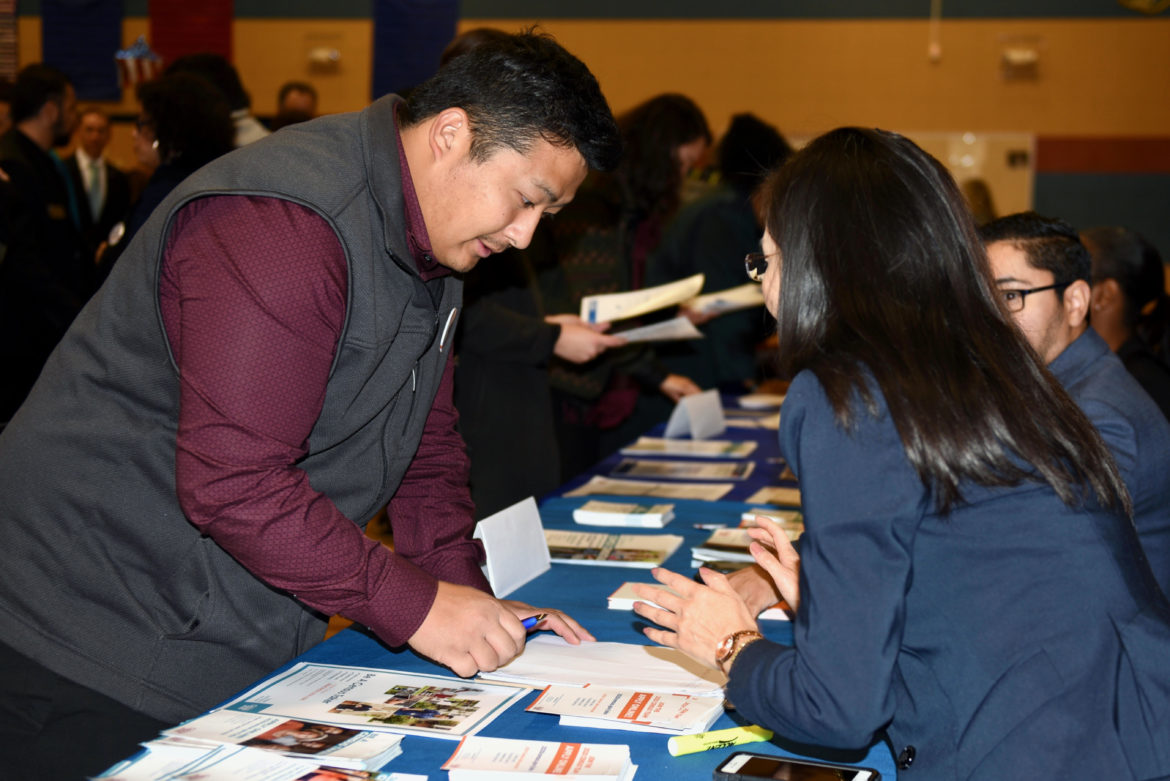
[
  {"x1": 10, "y1": 63, "x2": 70, "y2": 124},
  {"x1": 979, "y1": 211, "x2": 1091, "y2": 285},
  {"x1": 403, "y1": 29, "x2": 621, "y2": 172}
]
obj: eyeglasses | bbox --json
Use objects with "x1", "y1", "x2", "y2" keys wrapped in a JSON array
[
  {"x1": 999, "y1": 282, "x2": 1069, "y2": 313},
  {"x1": 745, "y1": 252, "x2": 770, "y2": 283}
]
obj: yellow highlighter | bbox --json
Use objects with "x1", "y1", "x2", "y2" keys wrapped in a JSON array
[{"x1": 667, "y1": 725, "x2": 774, "y2": 756}]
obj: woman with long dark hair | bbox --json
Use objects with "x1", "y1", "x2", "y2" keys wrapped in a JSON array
[{"x1": 634, "y1": 127, "x2": 1170, "y2": 778}]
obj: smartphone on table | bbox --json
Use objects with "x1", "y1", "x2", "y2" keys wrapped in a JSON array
[{"x1": 713, "y1": 751, "x2": 881, "y2": 781}]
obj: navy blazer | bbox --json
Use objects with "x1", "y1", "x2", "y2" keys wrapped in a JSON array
[
  {"x1": 1051, "y1": 328, "x2": 1170, "y2": 598},
  {"x1": 724, "y1": 369, "x2": 1170, "y2": 780}
]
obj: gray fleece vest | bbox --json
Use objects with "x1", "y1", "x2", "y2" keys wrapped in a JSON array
[{"x1": 0, "y1": 95, "x2": 460, "y2": 722}]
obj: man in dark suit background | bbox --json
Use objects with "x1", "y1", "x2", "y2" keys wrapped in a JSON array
[{"x1": 66, "y1": 107, "x2": 129, "y2": 259}]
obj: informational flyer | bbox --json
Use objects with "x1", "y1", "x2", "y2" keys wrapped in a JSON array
[
  {"x1": 580, "y1": 273, "x2": 704, "y2": 323},
  {"x1": 527, "y1": 684, "x2": 724, "y2": 735},
  {"x1": 545, "y1": 529, "x2": 684, "y2": 568},
  {"x1": 443, "y1": 736, "x2": 636, "y2": 780},
  {"x1": 219, "y1": 663, "x2": 528, "y2": 740},
  {"x1": 682, "y1": 283, "x2": 766, "y2": 316},
  {"x1": 612, "y1": 458, "x2": 754, "y2": 481}
]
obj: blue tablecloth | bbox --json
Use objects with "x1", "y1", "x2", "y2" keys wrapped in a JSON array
[{"x1": 109, "y1": 404, "x2": 898, "y2": 779}]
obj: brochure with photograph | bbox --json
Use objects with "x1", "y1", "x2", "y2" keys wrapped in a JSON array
[
  {"x1": 97, "y1": 741, "x2": 409, "y2": 781},
  {"x1": 545, "y1": 529, "x2": 684, "y2": 568},
  {"x1": 443, "y1": 736, "x2": 636, "y2": 780},
  {"x1": 612, "y1": 458, "x2": 754, "y2": 481},
  {"x1": 572, "y1": 500, "x2": 675, "y2": 528},
  {"x1": 218, "y1": 663, "x2": 528, "y2": 740},
  {"x1": 619, "y1": 437, "x2": 757, "y2": 459},
  {"x1": 527, "y1": 684, "x2": 724, "y2": 735},
  {"x1": 562, "y1": 475, "x2": 734, "y2": 502},
  {"x1": 745, "y1": 485, "x2": 802, "y2": 507},
  {"x1": 159, "y1": 710, "x2": 403, "y2": 770}
]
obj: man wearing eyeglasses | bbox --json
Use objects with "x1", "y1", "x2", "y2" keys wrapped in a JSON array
[{"x1": 981, "y1": 212, "x2": 1170, "y2": 598}]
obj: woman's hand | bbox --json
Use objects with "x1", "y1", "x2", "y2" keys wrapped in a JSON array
[
  {"x1": 746, "y1": 515, "x2": 802, "y2": 611},
  {"x1": 632, "y1": 566, "x2": 757, "y2": 670}
]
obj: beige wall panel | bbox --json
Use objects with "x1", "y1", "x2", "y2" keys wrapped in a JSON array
[{"x1": 463, "y1": 18, "x2": 1170, "y2": 139}]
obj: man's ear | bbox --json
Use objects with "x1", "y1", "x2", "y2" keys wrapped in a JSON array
[
  {"x1": 39, "y1": 98, "x2": 60, "y2": 127},
  {"x1": 426, "y1": 107, "x2": 470, "y2": 164},
  {"x1": 1062, "y1": 279, "x2": 1092, "y2": 329}
]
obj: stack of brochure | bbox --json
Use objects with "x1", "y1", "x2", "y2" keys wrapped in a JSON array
[
  {"x1": 612, "y1": 458, "x2": 754, "y2": 481},
  {"x1": 691, "y1": 518, "x2": 804, "y2": 568},
  {"x1": 572, "y1": 500, "x2": 676, "y2": 528},
  {"x1": 545, "y1": 529, "x2": 683, "y2": 568},
  {"x1": 443, "y1": 736, "x2": 636, "y2": 780},
  {"x1": 527, "y1": 684, "x2": 724, "y2": 735},
  {"x1": 156, "y1": 710, "x2": 403, "y2": 769},
  {"x1": 740, "y1": 508, "x2": 804, "y2": 533}
]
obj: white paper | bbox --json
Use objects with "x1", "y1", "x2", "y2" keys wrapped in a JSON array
[
  {"x1": 480, "y1": 635, "x2": 726, "y2": 695},
  {"x1": 663, "y1": 389, "x2": 725, "y2": 440},
  {"x1": 613, "y1": 316, "x2": 702, "y2": 343},
  {"x1": 562, "y1": 475, "x2": 734, "y2": 502},
  {"x1": 620, "y1": 437, "x2": 757, "y2": 459},
  {"x1": 443, "y1": 736, "x2": 635, "y2": 780},
  {"x1": 683, "y1": 283, "x2": 766, "y2": 315},
  {"x1": 580, "y1": 273, "x2": 704, "y2": 323},
  {"x1": 612, "y1": 458, "x2": 754, "y2": 481},
  {"x1": 737, "y1": 393, "x2": 786, "y2": 409},
  {"x1": 474, "y1": 496, "x2": 551, "y2": 598}
]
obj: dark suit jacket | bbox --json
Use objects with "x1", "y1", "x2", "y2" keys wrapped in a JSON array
[
  {"x1": 724, "y1": 369, "x2": 1170, "y2": 779},
  {"x1": 65, "y1": 153, "x2": 130, "y2": 257}
]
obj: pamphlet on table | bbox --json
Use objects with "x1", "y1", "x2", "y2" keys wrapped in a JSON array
[
  {"x1": 613, "y1": 458, "x2": 754, "y2": 481},
  {"x1": 619, "y1": 436, "x2": 757, "y2": 459},
  {"x1": 443, "y1": 735, "x2": 637, "y2": 780},
  {"x1": 216, "y1": 663, "x2": 527, "y2": 740},
  {"x1": 97, "y1": 741, "x2": 418, "y2": 780},
  {"x1": 563, "y1": 475, "x2": 734, "y2": 502},
  {"x1": 545, "y1": 529, "x2": 683, "y2": 568},
  {"x1": 572, "y1": 500, "x2": 675, "y2": 528},
  {"x1": 527, "y1": 684, "x2": 724, "y2": 735},
  {"x1": 158, "y1": 709, "x2": 403, "y2": 769}
]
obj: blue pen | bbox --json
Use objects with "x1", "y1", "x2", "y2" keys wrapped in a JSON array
[{"x1": 522, "y1": 613, "x2": 547, "y2": 630}]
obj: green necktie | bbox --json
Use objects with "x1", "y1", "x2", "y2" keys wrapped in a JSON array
[{"x1": 88, "y1": 159, "x2": 102, "y2": 220}]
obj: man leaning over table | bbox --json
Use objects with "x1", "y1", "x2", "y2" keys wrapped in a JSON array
[
  {"x1": 981, "y1": 212, "x2": 1170, "y2": 598},
  {"x1": 0, "y1": 31, "x2": 622, "y2": 777}
]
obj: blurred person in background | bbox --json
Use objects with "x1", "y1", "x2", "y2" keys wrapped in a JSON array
[
  {"x1": 1082, "y1": 225, "x2": 1170, "y2": 422},
  {"x1": 271, "y1": 80, "x2": 318, "y2": 131},
  {"x1": 65, "y1": 107, "x2": 130, "y2": 261},
  {"x1": 541, "y1": 93, "x2": 711, "y2": 478}
]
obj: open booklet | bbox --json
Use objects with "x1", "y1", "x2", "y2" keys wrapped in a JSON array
[
  {"x1": 527, "y1": 684, "x2": 724, "y2": 735},
  {"x1": 215, "y1": 663, "x2": 528, "y2": 740},
  {"x1": 479, "y1": 635, "x2": 726, "y2": 696},
  {"x1": 545, "y1": 529, "x2": 684, "y2": 568},
  {"x1": 443, "y1": 736, "x2": 636, "y2": 780}
]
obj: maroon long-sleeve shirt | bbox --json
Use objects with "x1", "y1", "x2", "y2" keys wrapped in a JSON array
[{"x1": 157, "y1": 169, "x2": 488, "y2": 649}]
